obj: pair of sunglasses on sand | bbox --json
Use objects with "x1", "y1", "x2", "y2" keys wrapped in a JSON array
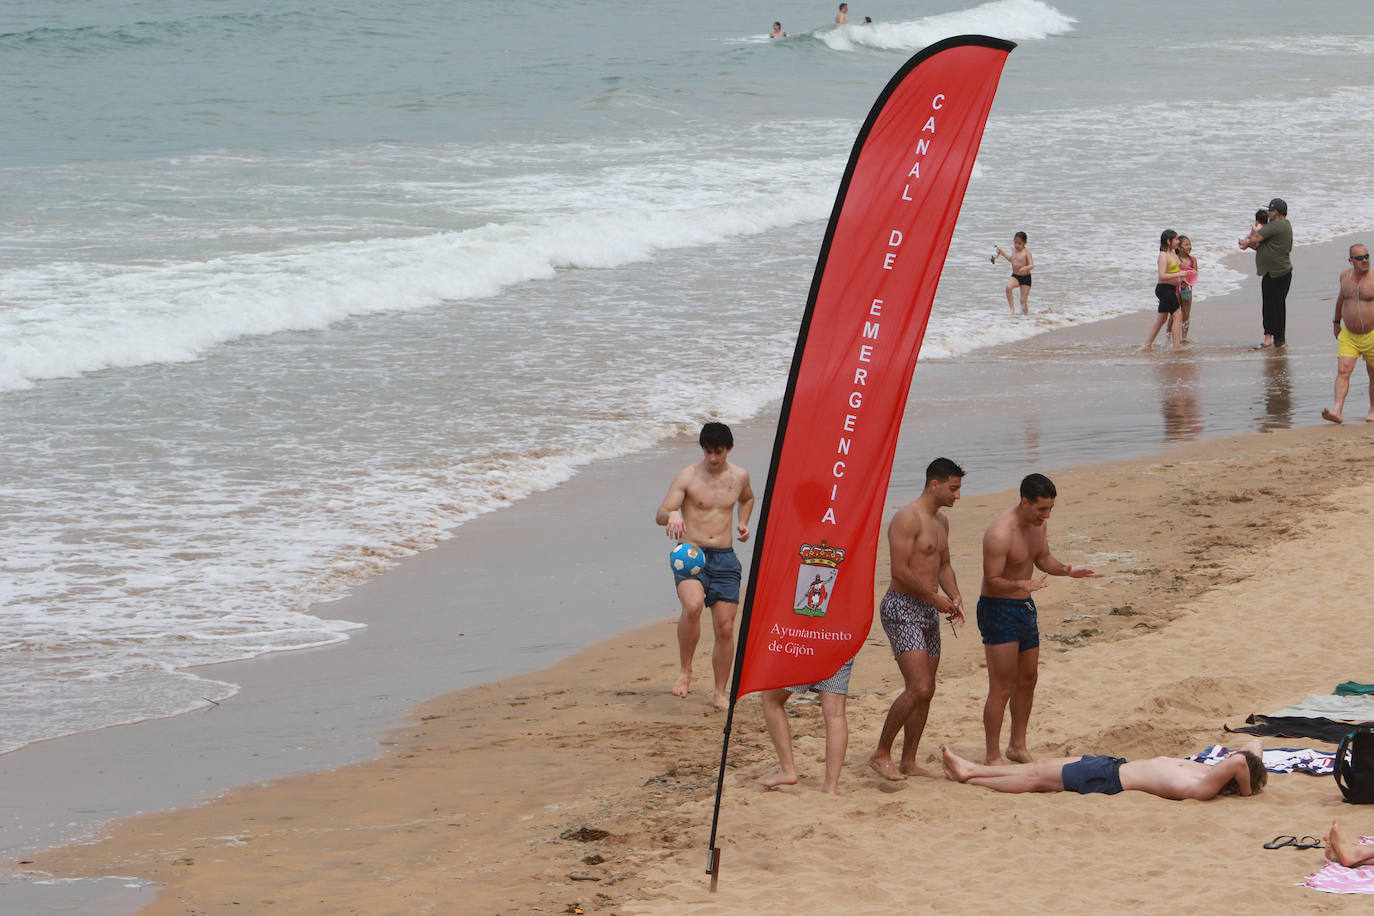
[{"x1": 1264, "y1": 835, "x2": 1323, "y2": 850}]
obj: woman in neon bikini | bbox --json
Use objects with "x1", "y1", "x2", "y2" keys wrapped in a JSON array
[{"x1": 1143, "y1": 229, "x2": 1185, "y2": 350}]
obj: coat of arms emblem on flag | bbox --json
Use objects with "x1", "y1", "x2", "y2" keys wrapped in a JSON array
[{"x1": 792, "y1": 541, "x2": 846, "y2": 618}]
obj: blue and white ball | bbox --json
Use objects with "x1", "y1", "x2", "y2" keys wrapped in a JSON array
[{"x1": 670, "y1": 542, "x2": 707, "y2": 576}]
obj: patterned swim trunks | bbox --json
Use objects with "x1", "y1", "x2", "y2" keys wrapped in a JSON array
[{"x1": 879, "y1": 588, "x2": 940, "y2": 659}]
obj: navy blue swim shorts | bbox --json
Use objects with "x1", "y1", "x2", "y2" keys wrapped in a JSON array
[
  {"x1": 976, "y1": 595, "x2": 1039, "y2": 650},
  {"x1": 1061, "y1": 755, "x2": 1126, "y2": 795},
  {"x1": 673, "y1": 545, "x2": 741, "y2": 606}
]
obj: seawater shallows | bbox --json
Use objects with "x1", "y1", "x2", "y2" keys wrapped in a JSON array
[{"x1": 2, "y1": 0, "x2": 1373, "y2": 753}]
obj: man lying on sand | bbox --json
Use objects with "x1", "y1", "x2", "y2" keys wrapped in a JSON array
[
  {"x1": 941, "y1": 738, "x2": 1266, "y2": 800},
  {"x1": 1325, "y1": 818, "x2": 1374, "y2": 867}
]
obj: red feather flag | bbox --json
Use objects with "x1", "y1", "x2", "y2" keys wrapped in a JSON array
[
  {"x1": 707, "y1": 38, "x2": 1015, "y2": 884},
  {"x1": 735, "y1": 35, "x2": 1014, "y2": 697}
]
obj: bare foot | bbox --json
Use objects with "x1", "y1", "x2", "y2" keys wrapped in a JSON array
[
  {"x1": 1323, "y1": 818, "x2": 1374, "y2": 867},
  {"x1": 1325, "y1": 819, "x2": 1344, "y2": 864},
  {"x1": 1365, "y1": 414, "x2": 1374, "y2": 424},
  {"x1": 1006, "y1": 746, "x2": 1035, "y2": 764},
  {"x1": 941, "y1": 745, "x2": 973, "y2": 782},
  {"x1": 899, "y1": 762, "x2": 932, "y2": 777},
  {"x1": 1141, "y1": 344, "x2": 1153, "y2": 352},
  {"x1": 868, "y1": 754, "x2": 906, "y2": 781},
  {"x1": 759, "y1": 770, "x2": 798, "y2": 789},
  {"x1": 984, "y1": 754, "x2": 1008, "y2": 766},
  {"x1": 1322, "y1": 408, "x2": 1344, "y2": 425},
  {"x1": 671, "y1": 671, "x2": 690, "y2": 698},
  {"x1": 712, "y1": 693, "x2": 729, "y2": 711}
]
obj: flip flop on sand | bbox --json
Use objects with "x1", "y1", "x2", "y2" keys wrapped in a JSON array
[
  {"x1": 1296, "y1": 836, "x2": 1325, "y2": 849},
  {"x1": 1264, "y1": 835, "x2": 1298, "y2": 849}
]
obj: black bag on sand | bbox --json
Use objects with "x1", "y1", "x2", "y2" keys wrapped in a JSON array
[{"x1": 1334, "y1": 726, "x2": 1374, "y2": 804}]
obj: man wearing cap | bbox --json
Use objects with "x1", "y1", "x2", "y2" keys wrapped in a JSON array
[{"x1": 1240, "y1": 198, "x2": 1294, "y2": 348}]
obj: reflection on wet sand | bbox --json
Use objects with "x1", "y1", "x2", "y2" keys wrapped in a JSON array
[
  {"x1": 1259, "y1": 350, "x2": 1293, "y2": 431},
  {"x1": 1155, "y1": 356, "x2": 1204, "y2": 440},
  {"x1": 1022, "y1": 417, "x2": 1042, "y2": 462}
]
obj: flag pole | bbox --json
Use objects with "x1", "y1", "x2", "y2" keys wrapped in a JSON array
[
  {"x1": 700, "y1": 24, "x2": 899, "y2": 882},
  {"x1": 704, "y1": 422, "x2": 792, "y2": 887}
]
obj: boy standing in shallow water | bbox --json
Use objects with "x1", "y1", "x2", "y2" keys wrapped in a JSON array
[
  {"x1": 994, "y1": 231, "x2": 1034, "y2": 314},
  {"x1": 656, "y1": 422, "x2": 754, "y2": 710}
]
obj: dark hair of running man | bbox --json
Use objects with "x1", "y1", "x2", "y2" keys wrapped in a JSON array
[{"x1": 699, "y1": 422, "x2": 733, "y2": 450}]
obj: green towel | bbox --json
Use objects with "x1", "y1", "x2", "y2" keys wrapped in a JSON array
[{"x1": 1334, "y1": 681, "x2": 1374, "y2": 696}]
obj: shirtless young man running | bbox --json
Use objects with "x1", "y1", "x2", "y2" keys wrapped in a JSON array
[
  {"x1": 1322, "y1": 243, "x2": 1374, "y2": 424},
  {"x1": 868, "y1": 458, "x2": 966, "y2": 781},
  {"x1": 941, "y1": 738, "x2": 1266, "y2": 800},
  {"x1": 656, "y1": 422, "x2": 754, "y2": 709},
  {"x1": 978, "y1": 474, "x2": 1094, "y2": 765}
]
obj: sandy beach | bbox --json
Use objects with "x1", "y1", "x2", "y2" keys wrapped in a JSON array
[
  {"x1": 15, "y1": 234, "x2": 1374, "y2": 913},
  {"x1": 25, "y1": 423, "x2": 1374, "y2": 914}
]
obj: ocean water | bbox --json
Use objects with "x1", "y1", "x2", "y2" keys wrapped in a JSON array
[{"x1": 2, "y1": 0, "x2": 1373, "y2": 755}]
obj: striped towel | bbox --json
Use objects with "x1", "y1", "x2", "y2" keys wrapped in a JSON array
[
  {"x1": 1188, "y1": 744, "x2": 1335, "y2": 776},
  {"x1": 1305, "y1": 837, "x2": 1374, "y2": 894}
]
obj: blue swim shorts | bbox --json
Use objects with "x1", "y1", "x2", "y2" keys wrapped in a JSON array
[
  {"x1": 673, "y1": 545, "x2": 741, "y2": 607},
  {"x1": 785, "y1": 656, "x2": 855, "y2": 697},
  {"x1": 1061, "y1": 755, "x2": 1126, "y2": 795},
  {"x1": 976, "y1": 595, "x2": 1039, "y2": 650}
]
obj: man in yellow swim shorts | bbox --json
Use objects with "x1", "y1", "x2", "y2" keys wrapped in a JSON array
[{"x1": 1324, "y1": 243, "x2": 1374, "y2": 424}]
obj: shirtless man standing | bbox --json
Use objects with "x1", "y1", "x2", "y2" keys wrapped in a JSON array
[
  {"x1": 978, "y1": 474, "x2": 1094, "y2": 765},
  {"x1": 941, "y1": 738, "x2": 1266, "y2": 800},
  {"x1": 656, "y1": 422, "x2": 754, "y2": 709},
  {"x1": 995, "y1": 231, "x2": 1034, "y2": 315},
  {"x1": 835, "y1": 2, "x2": 849, "y2": 24},
  {"x1": 868, "y1": 458, "x2": 966, "y2": 781},
  {"x1": 1322, "y1": 244, "x2": 1374, "y2": 424}
]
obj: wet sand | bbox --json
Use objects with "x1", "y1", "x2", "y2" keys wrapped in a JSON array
[{"x1": 8, "y1": 234, "x2": 1371, "y2": 912}]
